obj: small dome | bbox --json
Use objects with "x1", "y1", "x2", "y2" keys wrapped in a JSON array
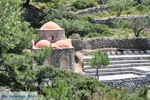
[
  {"x1": 54, "y1": 39, "x2": 73, "y2": 48},
  {"x1": 40, "y1": 21, "x2": 62, "y2": 30},
  {"x1": 35, "y1": 40, "x2": 51, "y2": 48}
]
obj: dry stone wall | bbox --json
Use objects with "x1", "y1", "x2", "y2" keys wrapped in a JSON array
[
  {"x1": 91, "y1": 15, "x2": 150, "y2": 27},
  {"x1": 72, "y1": 38, "x2": 150, "y2": 51}
]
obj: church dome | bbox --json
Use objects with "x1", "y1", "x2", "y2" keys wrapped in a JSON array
[
  {"x1": 35, "y1": 40, "x2": 51, "y2": 48},
  {"x1": 40, "y1": 21, "x2": 62, "y2": 30},
  {"x1": 54, "y1": 39, "x2": 73, "y2": 48}
]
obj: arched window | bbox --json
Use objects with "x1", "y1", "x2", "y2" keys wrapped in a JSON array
[{"x1": 52, "y1": 35, "x2": 54, "y2": 40}]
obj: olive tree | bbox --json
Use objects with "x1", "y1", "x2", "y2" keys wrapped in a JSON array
[
  {"x1": 88, "y1": 50, "x2": 109, "y2": 79},
  {"x1": 107, "y1": 0, "x2": 134, "y2": 17},
  {"x1": 131, "y1": 18, "x2": 150, "y2": 37}
]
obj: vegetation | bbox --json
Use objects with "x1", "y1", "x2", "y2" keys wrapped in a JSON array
[
  {"x1": 107, "y1": 0, "x2": 134, "y2": 17},
  {"x1": 88, "y1": 50, "x2": 109, "y2": 79},
  {"x1": 0, "y1": 0, "x2": 52, "y2": 92},
  {"x1": 37, "y1": 65, "x2": 149, "y2": 100},
  {"x1": 131, "y1": 18, "x2": 150, "y2": 37},
  {"x1": 1, "y1": 0, "x2": 150, "y2": 99},
  {"x1": 72, "y1": 0, "x2": 98, "y2": 10}
]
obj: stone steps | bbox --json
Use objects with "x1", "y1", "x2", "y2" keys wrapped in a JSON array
[
  {"x1": 86, "y1": 70, "x2": 142, "y2": 76},
  {"x1": 84, "y1": 59, "x2": 150, "y2": 65},
  {"x1": 109, "y1": 60, "x2": 150, "y2": 64},
  {"x1": 84, "y1": 55, "x2": 150, "y2": 61},
  {"x1": 83, "y1": 54, "x2": 150, "y2": 77}
]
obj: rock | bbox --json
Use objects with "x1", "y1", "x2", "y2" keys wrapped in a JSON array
[
  {"x1": 127, "y1": 51, "x2": 133, "y2": 55},
  {"x1": 116, "y1": 51, "x2": 121, "y2": 55},
  {"x1": 123, "y1": 51, "x2": 128, "y2": 55},
  {"x1": 146, "y1": 50, "x2": 150, "y2": 54},
  {"x1": 110, "y1": 51, "x2": 116, "y2": 55},
  {"x1": 134, "y1": 51, "x2": 140, "y2": 55}
]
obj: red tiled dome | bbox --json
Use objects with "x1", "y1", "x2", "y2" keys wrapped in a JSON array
[
  {"x1": 40, "y1": 21, "x2": 62, "y2": 30},
  {"x1": 53, "y1": 39, "x2": 73, "y2": 48},
  {"x1": 35, "y1": 40, "x2": 51, "y2": 48}
]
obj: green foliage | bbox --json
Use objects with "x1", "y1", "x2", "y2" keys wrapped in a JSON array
[
  {"x1": 32, "y1": 48, "x2": 53, "y2": 65},
  {"x1": 42, "y1": 78, "x2": 72, "y2": 100},
  {"x1": 136, "y1": 4, "x2": 146, "y2": 11},
  {"x1": 72, "y1": 0, "x2": 98, "y2": 10},
  {"x1": 88, "y1": 50, "x2": 109, "y2": 68},
  {"x1": 113, "y1": 19, "x2": 131, "y2": 28},
  {"x1": 107, "y1": 0, "x2": 134, "y2": 16},
  {"x1": 131, "y1": 18, "x2": 150, "y2": 37},
  {"x1": 91, "y1": 24, "x2": 112, "y2": 35},
  {"x1": 37, "y1": 65, "x2": 149, "y2": 100},
  {"x1": 142, "y1": 0, "x2": 150, "y2": 6},
  {"x1": 0, "y1": 47, "x2": 52, "y2": 91},
  {"x1": 37, "y1": 66, "x2": 105, "y2": 99},
  {"x1": 0, "y1": 0, "x2": 35, "y2": 54},
  {"x1": 54, "y1": 19, "x2": 91, "y2": 37},
  {"x1": 0, "y1": 53, "x2": 36, "y2": 91},
  {"x1": 137, "y1": 87, "x2": 148, "y2": 99}
]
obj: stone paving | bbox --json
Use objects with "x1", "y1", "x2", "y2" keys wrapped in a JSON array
[{"x1": 83, "y1": 54, "x2": 150, "y2": 90}]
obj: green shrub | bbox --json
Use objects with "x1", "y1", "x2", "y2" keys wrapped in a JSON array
[
  {"x1": 107, "y1": 0, "x2": 134, "y2": 16},
  {"x1": 113, "y1": 19, "x2": 131, "y2": 28},
  {"x1": 37, "y1": 66, "x2": 105, "y2": 99},
  {"x1": 54, "y1": 19, "x2": 91, "y2": 37},
  {"x1": 72, "y1": 0, "x2": 98, "y2": 10},
  {"x1": 91, "y1": 24, "x2": 112, "y2": 35},
  {"x1": 135, "y1": 4, "x2": 147, "y2": 11},
  {"x1": 142, "y1": 0, "x2": 150, "y2": 6}
]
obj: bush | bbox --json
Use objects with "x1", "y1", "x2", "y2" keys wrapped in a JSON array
[
  {"x1": 72, "y1": 0, "x2": 98, "y2": 10},
  {"x1": 37, "y1": 66, "x2": 105, "y2": 99},
  {"x1": 37, "y1": 66, "x2": 149, "y2": 99},
  {"x1": 135, "y1": 4, "x2": 147, "y2": 11},
  {"x1": 113, "y1": 19, "x2": 131, "y2": 28},
  {"x1": 91, "y1": 24, "x2": 112, "y2": 35},
  {"x1": 107, "y1": 0, "x2": 134, "y2": 16},
  {"x1": 54, "y1": 19, "x2": 91, "y2": 37},
  {"x1": 142, "y1": 0, "x2": 150, "y2": 6}
]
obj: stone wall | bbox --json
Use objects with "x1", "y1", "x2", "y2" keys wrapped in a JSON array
[
  {"x1": 75, "y1": 7, "x2": 107, "y2": 15},
  {"x1": 37, "y1": 30, "x2": 66, "y2": 43},
  {"x1": 50, "y1": 48, "x2": 75, "y2": 71},
  {"x1": 91, "y1": 15, "x2": 150, "y2": 27},
  {"x1": 72, "y1": 38, "x2": 150, "y2": 51},
  {"x1": 101, "y1": 75, "x2": 150, "y2": 91},
  {"x1": 33, "y1": 48, "x2": 75, "y2": 71}
]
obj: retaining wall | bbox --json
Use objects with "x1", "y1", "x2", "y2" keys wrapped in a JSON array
[
  {"x1": 72, "y1": 38, "x2": 150, "y2": 51},
  {"x1": 91, "y1": 15, "x2": 150, "y2": 27},
  {"x1": 101, "y1": 76, "x2": 150, "y2": 91}
]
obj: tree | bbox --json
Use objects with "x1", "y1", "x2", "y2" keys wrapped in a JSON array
[
  {"x1": 107, "y1": 0, "x2": 134, "y2": 17},
  {"x1": 88, "y1": 50, "x2": 109, "y2": 79},
  {"x1": 23, "y1": 0, "x2": 30, "y2": 7},
  {"x1": 131, "y1": 18, "x2": 150, "y2": 37},
  {"x1": 0, "y1": 0, "x2": 52, "y2": 91},
  {"x1": 0, "y1": 0, "x2": 34, "y2": 54}
]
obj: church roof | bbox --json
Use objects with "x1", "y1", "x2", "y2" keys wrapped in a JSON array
[
  {"x1": 35, "y1": 40, "x2": 51, "y2": 48},
  {"x1": 40, "y1": 21, "x2": 63, "y2": 30}
]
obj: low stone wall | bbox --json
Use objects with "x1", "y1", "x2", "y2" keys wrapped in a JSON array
[
  {"x1": 91, "y1": 15, "x2": 150, "y2": 27},
  {"x1": 101, "y1": 76, "x2": 150, "y2": 91},
  {"x1": 75, "y1": 7, "x2": 108, "y2": 15},
  {"x1": 72, "y1": 38, "x2": 150, "y2": 51}
]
